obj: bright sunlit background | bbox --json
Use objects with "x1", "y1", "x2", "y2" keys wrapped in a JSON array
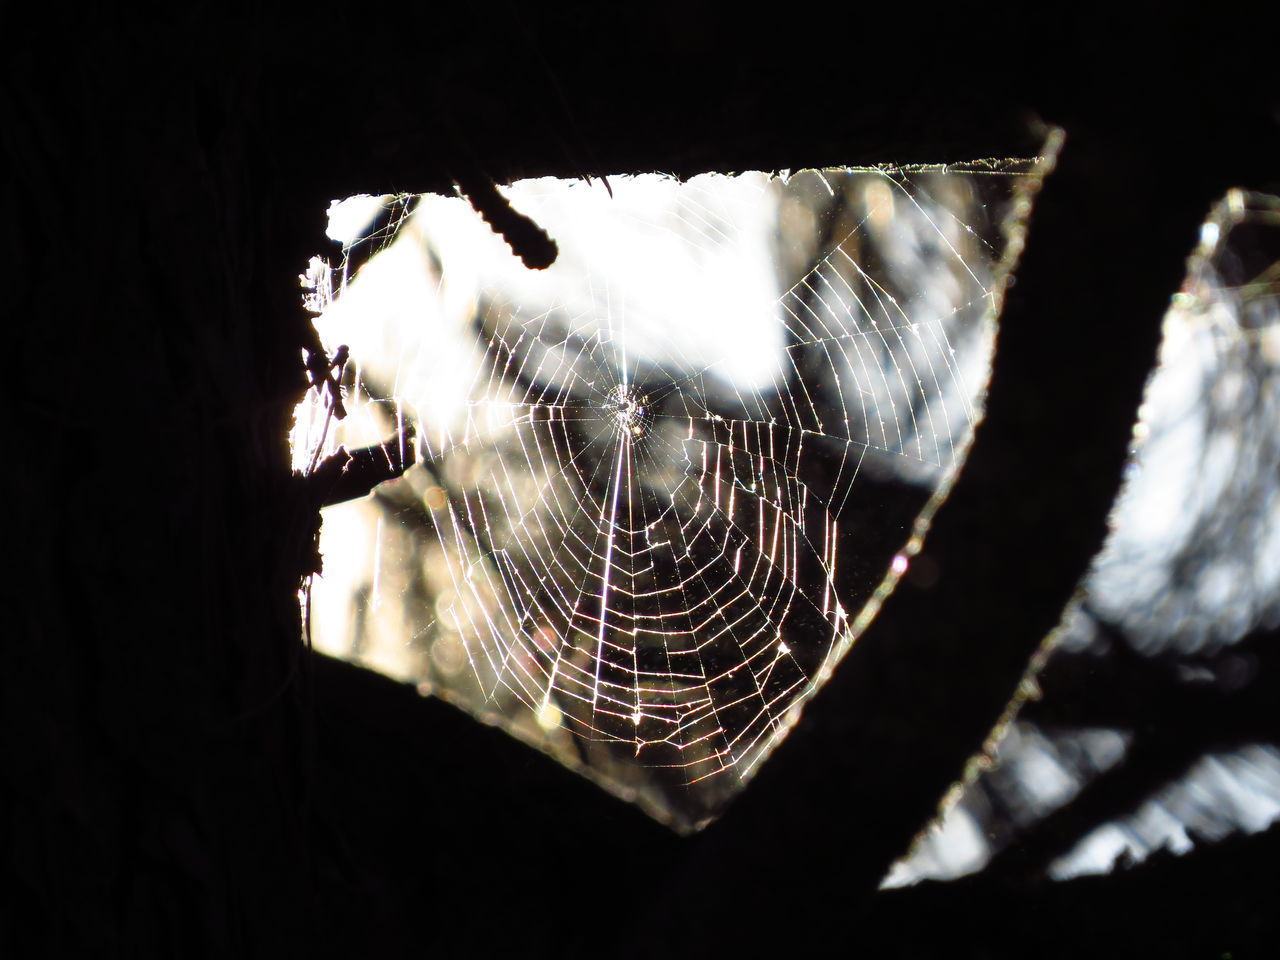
[
  {"x1": 293, "y1": 173, "x2": 1279, "y2": 873},
  {"x1": 292, "y1": 164, "x2": 1038, "y2": 831}
]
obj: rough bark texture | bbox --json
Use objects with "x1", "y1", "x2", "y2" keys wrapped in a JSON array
[{"x1": 6, "y1": 6, "x2": 1277, "y2": 957}]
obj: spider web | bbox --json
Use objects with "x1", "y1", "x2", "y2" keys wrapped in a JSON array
[{"x1": 293, "y1": 159, "x2": 1049, "y2": 831}]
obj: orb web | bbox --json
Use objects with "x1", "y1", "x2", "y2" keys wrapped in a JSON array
[{"x1": 293, "y1": 161, "x2": 1049, "y2": 831}]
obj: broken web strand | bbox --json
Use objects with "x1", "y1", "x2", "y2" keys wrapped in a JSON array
[{"x1": 294, "y1": 153, "x2": 1056, "y2": 832}]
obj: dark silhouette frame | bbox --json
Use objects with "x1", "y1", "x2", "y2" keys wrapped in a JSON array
[{"x1": 6, "y1": 6, "x2": 1277, "y2": 956}]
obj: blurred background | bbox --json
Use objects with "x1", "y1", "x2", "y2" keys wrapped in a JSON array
[
  {"x1": 297, "y1": 171, "x2": 1279, "y2": 889},
  {"x1": 887, "y1": 189, "x2": 1280, "y2": 887},
  {"x1": 294, "y1": 162, "x2": 1044, "y2": 832}
]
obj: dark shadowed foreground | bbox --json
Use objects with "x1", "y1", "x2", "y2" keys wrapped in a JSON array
[{"x1": 5, "y1": 6, "x2": 1277, "y2": 957}]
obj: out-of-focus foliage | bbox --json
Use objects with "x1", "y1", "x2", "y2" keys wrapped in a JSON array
[{"x1": 888, "y1": 190, "x2": 1280, "y2": 887}]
